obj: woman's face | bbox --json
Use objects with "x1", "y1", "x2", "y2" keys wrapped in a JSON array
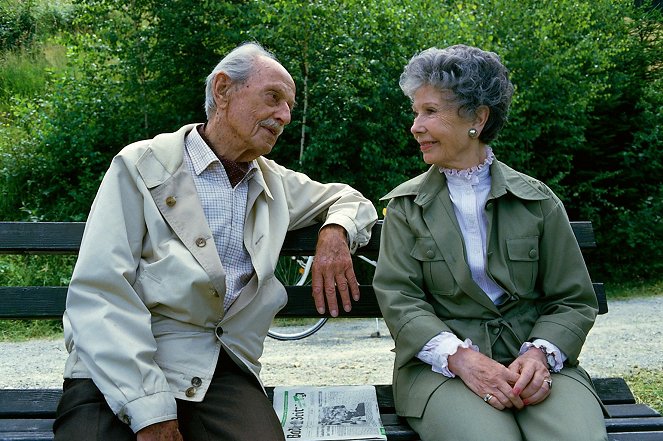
[{"x1": 410, "y1": 84, "x2": 482, "y2": 169}]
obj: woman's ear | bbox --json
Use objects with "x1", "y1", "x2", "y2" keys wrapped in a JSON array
[
  {"x1": 212, "y1": 72, "x2": 233, "y2": 109},
  {"x1": 474, "y1": 105, "x2": 490, "y2": 130}
]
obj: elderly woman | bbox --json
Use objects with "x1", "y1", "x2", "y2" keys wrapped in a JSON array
[{"x1": 373, "y1": 45, "x2": 607, "y2": 441}]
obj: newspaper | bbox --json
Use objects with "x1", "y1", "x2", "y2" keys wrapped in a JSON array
[{"x1": 272, "y1": 385, "x2": 387, "y2": 441}]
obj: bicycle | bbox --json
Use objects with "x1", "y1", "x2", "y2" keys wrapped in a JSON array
[{"x1": 267, "y1": 254, "x2": 379, "y2": 340}]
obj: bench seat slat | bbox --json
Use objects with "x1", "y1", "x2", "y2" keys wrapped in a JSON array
[
  {"x1": 594, "y1": 377, "x2": 636, "y2": 405},
  {"x1": 0, "y1": 380, "x2": 651, "y2": 419},
  {"x1": 608, "y1": 432, "x2": 663, "y2": 441},
  {"x1": 607, "y1": 404, "x2": 663, "y2": 418},
  {"x1": 605, "y1": 417, "x2": 663, "y2": 432}
]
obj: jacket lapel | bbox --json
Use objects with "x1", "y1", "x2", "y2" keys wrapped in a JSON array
[{"x1": 135, "y1": 137, "x2": 228, "y2": 302}]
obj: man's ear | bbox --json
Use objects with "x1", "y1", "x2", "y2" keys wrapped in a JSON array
[{"x1": 213, "y1": 72, "x2": 233, "y2": 109}]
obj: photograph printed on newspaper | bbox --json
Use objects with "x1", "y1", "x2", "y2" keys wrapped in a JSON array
[{"x1": 272, "y1": 385, "x2": 387, "y2": 441}]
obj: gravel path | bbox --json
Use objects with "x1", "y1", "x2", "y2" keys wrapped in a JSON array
[{"x1": 1, "y1": 296, "x2": 661, "y2": 389}]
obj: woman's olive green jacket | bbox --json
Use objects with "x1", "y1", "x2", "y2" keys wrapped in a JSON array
[{"x1": 373, "y1": 159, "x2": 599, "y2": 418}]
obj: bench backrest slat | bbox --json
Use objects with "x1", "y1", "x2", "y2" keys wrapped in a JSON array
[
  {"x1": 0, "y1": 222, "x2": 85, "y2": 254},
  {"x1": 0, "y1": 220, "x2": 594, "y2": 254},
  {"x1": 0, "y1": 283, "x2": 608, "y2": 320},
  {"x1": 0, "y1": 221, "x2": 606, "y2": 320}
]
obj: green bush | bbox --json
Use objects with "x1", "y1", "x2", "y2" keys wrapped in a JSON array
[
  {"x1": 0, "y1": 0, "x2": 660, "y2": 282},
  {"x1": 0, "y1": 0, "x2": 75, "y2": 51}
]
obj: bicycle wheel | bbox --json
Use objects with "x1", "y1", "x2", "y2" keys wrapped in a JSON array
[
  {"x1": 268, "y1": 256, "x2": 328, "y2": 340},
  {"x1": 267, "y1": 317, "x2": 328, "y2": 341}
]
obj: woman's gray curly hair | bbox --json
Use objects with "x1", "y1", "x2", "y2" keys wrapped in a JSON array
[
  {"x1": 399, "y1": 44, "x2": 514, "y2": 143},
  {"x1": 204, "y1": 42, "x2": 278, "y2": 119}
]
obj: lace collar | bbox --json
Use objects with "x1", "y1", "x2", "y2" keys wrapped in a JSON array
[{"x1": 439, "y1": 147, "x2": 494, "y2": 184}]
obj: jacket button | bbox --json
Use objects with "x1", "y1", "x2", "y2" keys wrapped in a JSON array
[
  {"x1": 196, "y1": 237, "x2": 207, "y2": 247},
  {"x1": 185, "y1": 387, "x2": 196, "y2": 397},
  {"x1": 529, "y1": 249, "x2": 538, "y2": 258},
  {"x1": 191, "y1": 377, "x2": 202, "y2": 387},
  {"x1": 165, "y1": 196, "x2": 176, "y2": 207},
  {"x1": 426, "y1": 250, "x2": 435, "y2": 258},
  {"x1": 215, "y1": 326, "x2": 224, "y2": 338}
]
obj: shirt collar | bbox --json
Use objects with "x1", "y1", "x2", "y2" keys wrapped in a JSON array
[
  {"x1": 185, "y1": 124, "x2": 258, "y2": 181},
  {"x1": 440, "y1": 146, "x2": 494, "y2": 186}
]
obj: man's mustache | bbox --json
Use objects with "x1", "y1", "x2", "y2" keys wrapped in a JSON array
[{"x1": 260, "y1": 119, "x2": 284, "y2": 137}]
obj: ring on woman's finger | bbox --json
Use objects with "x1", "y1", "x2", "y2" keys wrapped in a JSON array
[
  {"x1": 483, "y1": 393, "x2": 493, "y2": 403},
  {"x1": 544, "y1": 378, "x2": 552, "y2": 389}
]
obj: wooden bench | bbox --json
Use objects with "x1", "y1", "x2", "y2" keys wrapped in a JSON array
[{"x1": 1, "y1": 220, "x2": 662, "y2": 441}]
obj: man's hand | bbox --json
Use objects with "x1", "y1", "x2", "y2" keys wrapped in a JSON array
[
  {"x1": 311, "y1": 224, "x2": 359, "y2": 317},
  {"x1": 136, "y1": 420, "x2": 183, "y2": 441}
]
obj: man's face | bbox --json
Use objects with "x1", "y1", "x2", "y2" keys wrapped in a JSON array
[{"x1": 221, "y1": 57, "x2": 296, "y2": 162}]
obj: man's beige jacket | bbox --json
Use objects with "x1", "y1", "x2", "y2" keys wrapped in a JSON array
[{"x1": 62, "y1": 124, "x2": 377, "y2": 432}]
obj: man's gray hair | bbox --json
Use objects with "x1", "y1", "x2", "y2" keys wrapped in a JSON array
[
  {"x1": 399, "y1": 44, "x2": 514, "y2": 143},
  {"x1": 204, "y1": 42, "x2": 279, "y2": 119}
]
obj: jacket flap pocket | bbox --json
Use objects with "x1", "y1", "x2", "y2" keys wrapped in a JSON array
[
  {"x1": 506, "y1": 236, "x2": 539, "y2": 261},
  {"x1": 410, "y1": 237, "x2": 444, "y2": 261}
]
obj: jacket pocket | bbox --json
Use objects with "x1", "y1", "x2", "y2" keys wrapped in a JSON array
[
  {"x1": 506, "y1": 236, "x2": 539, "y2": 296},
  {"x1": 410, "y1": 237, "x2": 456, "y2": 296}
]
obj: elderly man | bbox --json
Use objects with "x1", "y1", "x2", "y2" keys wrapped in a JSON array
[{"x1": 53, "y1": 42, "x2": 377, "y2": 441}]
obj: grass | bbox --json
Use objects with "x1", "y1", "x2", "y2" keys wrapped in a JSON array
[
  {"x1": 624, "y1": 369, "x2": 663, "y2": 415},
  {"x1": 607, "y1": 278, "x2": 663, "y2": 300},
  {"x1": 0, "y1": 319, "x2": 62, "y2": 342},
  {"x1": 0, "y1": 42, "x2": 68, "y2": 114}
]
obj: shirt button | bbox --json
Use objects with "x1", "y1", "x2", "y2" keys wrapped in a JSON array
[
  {"x1": 165, "y1": 196, "x2": 176, "y2": 207},
  {"x1": 215, "y1": 326, "x2": 224, "y2": 338},
  {"x1": 426, "y1": 250, "x2": 435, "y2": 258},
  {"x1": 191, "y1": 377, "x2": 202, "y2": 387},
  {"x1": 185, "y1": 387, "x2": 196, "y2": 397},
  {"x1": 195, "y1": 237, "x2": 207, "y2": 247},
  {"x1": 529, "y1": 249, "x2": 538, "y2": 258}
]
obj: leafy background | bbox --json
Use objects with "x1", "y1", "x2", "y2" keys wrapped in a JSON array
[{"x1": 1, "y1": 0, "x2": 661, "y2": 283}]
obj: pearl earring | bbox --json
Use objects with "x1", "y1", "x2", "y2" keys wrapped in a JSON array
[{"x1": 468, "y1": 128, "x2": 479, "y2": 139}]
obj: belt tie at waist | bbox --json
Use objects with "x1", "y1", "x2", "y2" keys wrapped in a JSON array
[{"x1": 483, "y1": 318, "x2": 522, "y2": 361}]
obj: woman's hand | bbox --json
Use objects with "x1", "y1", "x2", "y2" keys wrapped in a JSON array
[
  {"x1": 508, "y1": 347, "x2": 553, "y2": 406},
  {"x1": 448, "y1": 347, "x2": 524, "y2": 410}
]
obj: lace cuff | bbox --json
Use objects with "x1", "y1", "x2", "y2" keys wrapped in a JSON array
[
  {"x1": 519, "y1": 339, "x2": 567, "y2": 372},
  {"x1": 417, "y1": 332, "x2": 479, "y2": 377}
]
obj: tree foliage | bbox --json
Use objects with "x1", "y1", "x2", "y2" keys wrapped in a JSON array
[{"x1": 0, "y1": 0, "x2": 661, "y2": 281}]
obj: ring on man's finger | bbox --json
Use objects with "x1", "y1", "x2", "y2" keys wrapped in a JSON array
[
  {"x1": 545, "y1": 378, "x2": 552, "y2": 389},
  {"x1": 483, "y1": 393, "x2": 493, "y2": 403}
]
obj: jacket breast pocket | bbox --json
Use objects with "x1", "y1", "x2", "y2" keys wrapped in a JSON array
[
  {"x1": 410, "y1": 237, "x2": 456, "y2": 296},
  {"x1": 506, "y1": 236, "x2": 539, "y2": 296}
]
